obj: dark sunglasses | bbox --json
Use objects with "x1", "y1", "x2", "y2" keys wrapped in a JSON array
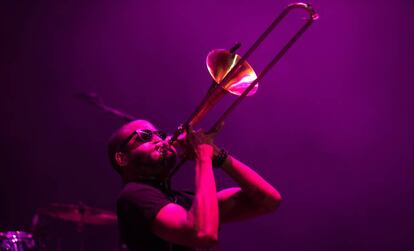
[{"x1": 119, "y1": 129, "x2": 167, "y2": 150}]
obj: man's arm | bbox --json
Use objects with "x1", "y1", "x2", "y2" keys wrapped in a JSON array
[
  {"x1": 218, "y1": 155, "x2": 282, "y2": 223},
  {"x1": 151, "y1": 132, "x2": 219, "y2": 249}
]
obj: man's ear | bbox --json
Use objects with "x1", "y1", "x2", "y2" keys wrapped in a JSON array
[{"x1": 115, "y1": 152, "x2": 129, "y2": 167}]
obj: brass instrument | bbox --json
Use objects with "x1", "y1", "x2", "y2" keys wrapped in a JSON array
[
  {"x1": 168, "y1": 2, "x2": 318, "y2": 177},
  {"x1": 170, "y1": 2, "x2": 318, "y2": 142}
]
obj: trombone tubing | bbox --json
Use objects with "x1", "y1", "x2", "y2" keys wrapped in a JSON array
[
  {"x1": 208, "y1": 2, "x2": 318, "y2": 133},
  {"x1": 168, "y1": 3, "x2": 318, "y2": 179}
]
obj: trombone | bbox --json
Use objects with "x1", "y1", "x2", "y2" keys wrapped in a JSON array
[{"x1": 168, "y1": 2, "x2": 318, "y2": 177}]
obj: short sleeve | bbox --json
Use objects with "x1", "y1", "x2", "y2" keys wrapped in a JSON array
[
  {"x1": 118, "y1": 182, "x2": 171, "y2": 222},
  {"x1": 116, "y1": 183, "x2": 196, "y2": 251}
]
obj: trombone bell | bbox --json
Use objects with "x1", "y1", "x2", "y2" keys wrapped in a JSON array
[{"x1": 206, "y1": 49, "x2": 258, "y2": 96}]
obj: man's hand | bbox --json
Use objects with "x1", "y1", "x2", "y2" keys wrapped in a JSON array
[
  {"x1": 172, "y1": 128, "x2": 219, "y2": 161},
  {"x1": 186, "y1": 129, "x2": 215, "y2": 161}
]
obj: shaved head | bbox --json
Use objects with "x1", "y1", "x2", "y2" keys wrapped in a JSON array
[
  {"x1": 107, "y1": 120, "x2": 157, "y2": 173},
  {"x1": 107, "y1": 119, "x2": 177, "y2": 181}
]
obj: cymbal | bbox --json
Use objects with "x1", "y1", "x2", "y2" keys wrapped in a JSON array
[{"x1": 37, "y1": 203, "x2": 117, "y2": 225}]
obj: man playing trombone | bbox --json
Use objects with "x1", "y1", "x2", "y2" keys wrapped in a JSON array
[{"x1": 108, "y1": 119, "x2": 282, "y2": 251}]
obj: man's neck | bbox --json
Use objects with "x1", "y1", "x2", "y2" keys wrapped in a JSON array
[{"x1": 123, "y1": 174, "x2": 171, "y2": 191}]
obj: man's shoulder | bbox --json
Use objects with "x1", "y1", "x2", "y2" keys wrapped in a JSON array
[
  {"x1": 121, "y1": 181, "x2": 157, "y2": 193},
  {"x1": 118, "y1": 182, "x2": 166, "y2": 203},
  {"x1": 117, "y1": 182, "x2": 175, "y2": 223}
]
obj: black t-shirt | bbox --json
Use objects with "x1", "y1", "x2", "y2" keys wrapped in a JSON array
[{"x1": 117, "y1": 181, "x2": 194, "y2": 251}]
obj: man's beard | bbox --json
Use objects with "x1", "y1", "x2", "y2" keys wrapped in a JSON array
[
  {"x1": 131, "y1": 148, "x2": 177, "y2": 172},
  {"x1": 157, "y1": 148, "x2": 177, "y2": 169}
]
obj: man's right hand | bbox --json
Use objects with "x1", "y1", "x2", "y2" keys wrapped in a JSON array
[{"x1": 185, "y1": 129, "x2": 215, "y2": 161}]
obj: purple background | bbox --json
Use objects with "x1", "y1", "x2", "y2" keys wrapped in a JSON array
[{"x1": 1, "y1": 0, "x2": 413, "y2": 250}]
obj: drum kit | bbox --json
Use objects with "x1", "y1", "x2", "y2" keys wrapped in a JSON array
[{"x1": 0, "y1": 203, "x2": 118, "y2": 251}]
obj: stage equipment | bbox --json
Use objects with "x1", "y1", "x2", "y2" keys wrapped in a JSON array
[
  {"x1": 75, "y1": 92, "x2": 135, "y2": 122},
  {"x1": 169, "y1": 2, "x2": 318, "y2": 143},
  {"x1": 0, "y1": 231, "x2": 36, "y2": 251},
  {"x1": 36, "y1": 203, "x2": 117, "y2": 226},
  {"x1": 31, "y1": 203, "x2": 118, "y2": 251}
]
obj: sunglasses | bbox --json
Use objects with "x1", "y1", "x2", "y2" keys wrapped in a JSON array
[{"x1": 119, "y1": 129, "x2": 167, "y2": 150}]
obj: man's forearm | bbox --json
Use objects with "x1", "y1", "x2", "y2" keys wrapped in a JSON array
[
  {"x1": 188, "y1": 154, "x2": 219, "y2": 241},
  {"x1": 221, "y1": 155, "x2": 282, "y2": 209}
]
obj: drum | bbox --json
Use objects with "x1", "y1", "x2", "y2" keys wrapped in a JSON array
[{"x1": 0, "y1": 231, "x2": 35, "y2": 251}]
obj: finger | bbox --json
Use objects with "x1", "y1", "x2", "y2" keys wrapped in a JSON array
[{"x1": 177, "y1": 131, "x2": 187, "y2": 141}]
